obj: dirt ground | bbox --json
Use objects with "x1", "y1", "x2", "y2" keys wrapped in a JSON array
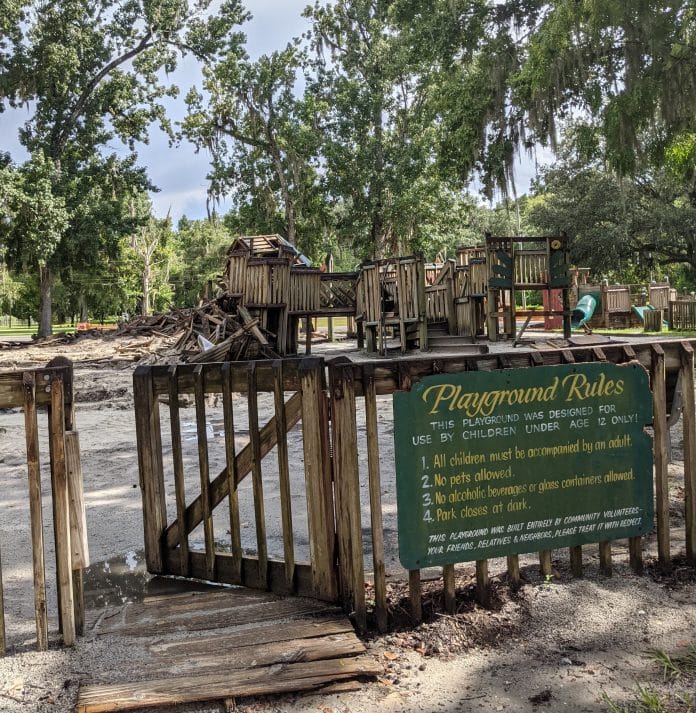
[{"x1": 0, "y1": 331, "x2": 695, "y2": 713}]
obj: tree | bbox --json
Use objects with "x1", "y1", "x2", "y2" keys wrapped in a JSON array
[
  {"x1": 514, "y1": 1, "x2": 696, "y2": 175},
  {"x1": 184, "y1": 44, "x2": 330, "y2": 257},
  {"x1": 0, "y1": 0, "x2": 249, "y2": 335},
  {"x1": 527, "y1": 146, "x2": 696, "y2": 282}
]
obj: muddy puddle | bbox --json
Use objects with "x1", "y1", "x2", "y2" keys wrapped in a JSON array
[{"x1": 83, "y1": 549, "x2": 223, "y2": 610}]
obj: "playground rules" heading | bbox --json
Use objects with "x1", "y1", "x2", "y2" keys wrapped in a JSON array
[{"x1": 393, "y1": 362, "x2": 654, "y2": 569}]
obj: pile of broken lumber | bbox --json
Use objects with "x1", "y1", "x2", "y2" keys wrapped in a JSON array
[{"x1": 114, "y1": 298, "x2": 280, "y2": 363}]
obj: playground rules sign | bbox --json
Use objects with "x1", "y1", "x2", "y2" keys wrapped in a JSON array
[{"x1": 393, "y1": 362, "x2": 654, "y2": 569}]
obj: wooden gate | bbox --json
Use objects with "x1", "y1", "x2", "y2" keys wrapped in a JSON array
[
  {"x1": 134, "y1": 359, "x2": 339, "y2": 603},
  {"x1": 0, "y1": 360, "x2": 88, "y2": 654}
]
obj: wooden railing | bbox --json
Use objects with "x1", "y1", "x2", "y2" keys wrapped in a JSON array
[
  {"x1": 136, "y1": 340, "x2": 696, "y2": 634},
  {"x1": 606, "y1": 287, "x2": 632, "y2": 313},
  {"x1": 670, "y1": 300, "x2": 696, "y2": 331},
  {"x1": 0, "y1": 360, "x2": 87, "y2": 654}
]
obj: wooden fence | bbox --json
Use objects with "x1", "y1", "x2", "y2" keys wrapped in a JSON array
[
  {"x1": 0, "y1": 360, "x2": 88, "y2": 654},
  {"x1": 670, "y1": 300, "x2": 696, "y2": 331},
  {"x1": 135, "y1": 340, "x2": 696, "y2": 634}
]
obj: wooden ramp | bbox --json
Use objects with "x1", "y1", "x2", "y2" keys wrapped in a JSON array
[{"x1": 77, "y1": 587, "x2": 381, "y2": 713}]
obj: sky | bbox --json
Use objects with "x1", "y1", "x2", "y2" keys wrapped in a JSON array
[
  {"x1": 0, "y1": 0, "x2": 311, "y2": 223},
  {"x1": 0, "y1": 1, "x2": 543, "y2": 224}
]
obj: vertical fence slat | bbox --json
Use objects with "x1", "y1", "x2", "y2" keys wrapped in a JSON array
[
  {"x1": 133, "y1": 367, "x2": 167, "y2": 573},
  {"x1": 330, "y1": 364, "x2": 366, "y2": 631},
  {"x1": 221, "y1": 364, "x2": 242, "y2": 584},
  {"x1": 300, "y1": 361, "x2": 337, "y2": 601},
  {"x1": 22, "y1": 372, "x2": 48, "y2": 651},
  {"x1": 680, "y1": 342, "x2": 696, "y2": 563},
  {"x1": 194, "y1": 365, "x2": 216, "y2": 581},
  {"x1": 364, "y1": 370, "x2": 388, "y2": 632},
  {"x1": 49, "y1": 375, "x2": 75, "y2": 646},
  {"x1": 168, "y1": 367, "x2": 189, "y2": 577},
  {"x1": 273, "y1": 361, "x2": 295, "y2": 590},
  {"x1": 247, "y1": 363, "x2": 268, "y2": 589},
  {"x1": 651, "y1": 345, "x2": 671, "y2": 567},
  {"x1": 65, "y1": 430, "x2": 87, "y2": 636}
]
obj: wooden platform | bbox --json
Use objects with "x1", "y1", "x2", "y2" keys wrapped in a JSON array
[{"x1": 77, "y1": 586, "x2": 381, "y2": 713}]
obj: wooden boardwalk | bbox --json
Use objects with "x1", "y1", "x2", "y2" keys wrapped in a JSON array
[{"x1": 77, "y1": 586, "x2": 380, "y2": 713}]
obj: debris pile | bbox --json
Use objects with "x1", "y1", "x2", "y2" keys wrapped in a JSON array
[{"x1": 113, "y1": 297, "x2": 281, "y2": 363}]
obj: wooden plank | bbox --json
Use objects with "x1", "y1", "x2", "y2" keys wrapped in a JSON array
[
  {"x1": 329, "y1": 364, "x2": 366, "y2": 630},
  {"x1": 273, "y1": 361, "x2": 295, "y2": 589},
  {"x1": 0, "y1": 365, "x2": 73, "y2": 408},
  {"x1": 49, "y1": 375, "x2": 75, "y2": 646},
  {"x1": 247, "y1": 362, "x2": 268, "y2": 589},
  {"x1": 148, "y1": 616, "x2": 353, "y2": 657},
  {"x1": 94, "y1": 595, "x2": 341, "y2": 638},
  {"x1": 409, "y1": 570, "x2": 422, "y2": 624},
  {"x1": 194, "y1": 365, "x2": 216, "y2": 581},
  {"x1": 629, "y1": 537, "x2": 643, "y2": 575},
  {"x1": 221, "y1": 363, "x2": 242, "y2": 583},
  {"x1": 76, "y1": 656, "x2": 382, "y2": 713},
  {"x1": 300, "y1": 363, "x2": 337, "y2": 601},
  {"x1": 680, "y1": 342, "x2": 696, "y2": 563},
  {"x1": 651, "y1": 344, "x2": 670, "y2": 567},
  {"x1": 167, "y1": 367, "x2": 189, "y2": 577},
  {"x1": 22, "y1": 372, "x2": 48, "y2": 651},
  {"x1": 133, "y1": 367, "x2": 167, "y2": 573},
  {"x1": 164, "y1": 392, "x2": 303, "y2": 552},
  {"x1": 147, "y1": 633, "x2": 365, "y2": 676},
  {"x1": 364, "y1": 369, "x2": 388, "y2": 633}
]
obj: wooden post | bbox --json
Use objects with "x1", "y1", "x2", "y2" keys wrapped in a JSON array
[
  {"x1": 443, "y1": 564, "x2": 456, "y2": 614},
  {"x1": 300, "y1": 360, "x2": 337, "y2": 601},
  {"x1": 539, "y1": 550, "x2": 552, "y2": 578},
  {"x1": 651, "y1": 345, "x2": 671, "y2": 568},
  {"x1": 569, "y1": 546, "x2": 583, "y2": 578},
  {"x1": 168, "y1": 367, "x2": 190, "y2": 577},
  {"x1": 409, "y1": 570, "x2": 422, "y2": 624},
  {"x1": 133, "y1": 367, "x2": 167, "y2": 573},
  {"x1": 49, "y1": 375, "x2": 75, "y2": 646},
  {"x1": 599, "y1": 541, "x2": 612, "y2": 576},
  {"x1": 680, "y1": 342, "x2": 696, "y2": 563},
  {"x1": 364, "y1": 368, "x2": 388, "y2": 632},
  {"x1": 329, "y1": 363, "x2": 366, "y2": 632},
  {"x1": 221, "y1": 363, "x2": 242, "y2": 584},
  {"x1": 247, "y1": 363, "x2": 268, "y2": 589},
  {"x1": 22, "y1": 372, "x2": 48, "y2": 650},
  {"x1": 475, "y1": 560, "x2": 489, "y2": 606},
  {"x1": 506, "y1": 555, "x2": 520, "y2": 589}
]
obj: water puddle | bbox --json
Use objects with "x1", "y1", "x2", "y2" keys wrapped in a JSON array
[{"x1": 84, "y1": 549, "x2": 222, "y2": 609}]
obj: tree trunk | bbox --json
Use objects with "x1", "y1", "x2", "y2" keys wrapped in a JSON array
[{"x1": 38, "y1": 265, "x2": 53, "y2": 337}]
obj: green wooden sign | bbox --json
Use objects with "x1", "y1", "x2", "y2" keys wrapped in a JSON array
[{"x1": 393, "y1": 362, "x2": 654, "y2": 570}]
